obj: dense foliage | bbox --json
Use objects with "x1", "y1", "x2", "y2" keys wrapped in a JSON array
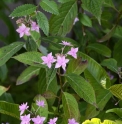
[{"x1": 0, "y1": 0, "x2": 122, "y2": 123}]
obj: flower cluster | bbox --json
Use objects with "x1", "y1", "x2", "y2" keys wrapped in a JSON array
[
  {"x1": 19, "y1": 101, "x2": 79, "y2": 124},
  {"x1": 16, "y1": 21, "x2": 39, "y2": 38},
  {"x1": 16, "y1": 17, "x2": 79, "y2": 38},
  {"x1": 19, "y1": 100, "x2": 46, "y2": 124},
  {"x1": 41, "y1": 41, "x2": 78, "y2": 71}
]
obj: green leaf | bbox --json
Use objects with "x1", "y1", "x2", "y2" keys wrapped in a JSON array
[
  {"x1": 0, "y1": 64, "x2": 8, "y2": 81},
  {"x1": 66, "y1": 58, "x2": 88, "y2": 75},
  {"x1": 85, "y1": 75, "x2": 112, "y2": 119},
  {"x1": 104, "y1": 0, "x2": 115, "y2": 9},
  {"x1": 0, "y1": 86, "x2": 9, "y2": 96},
  {"x1": 26, "y1": 38, "x2": 37, "y2": 51},
  {"x1": 82, "y1": 0, "x2": 104, "y2": 24},
  {"x1": 79, "y1": 13, "x2": 92, "y2": 27},
  {"x1": 101, "y1": 59, "x2": 118, "y2": 73},
  {"x1": 106, "y1": 108, "x2": 122, "y2": 118},
  {"x1": 30, "y1": 31, "x2": 41, "y2": 47},
  {"x1": 114, "y1": 40, "x2": 122, "y2": 66},
  {"x1": 40, "y1": 0, "x2": 59, "y2": 15},
  {"x1": 85, "y1": 69, "x2": 112, "y2": 119},
  {"x1": 0, "y1": 93, "x2": 14, "y2": 103},
  {"x1": 87, "y1": 43, "x2": 111, "y2": 57},
  {"x1": 10, "y1": 4, "x2": 37, "y2": 17},
  {"x1": 110, "y1": 84, "x2": 122, "y2": 100},
  {"x1": 103, "y1": 26, "x2": 122, "y2": 39},
  {"x1": 79, "y1": 52, "x2": 111, "y2": 87},
  {"x1": 13, "y1": 52, "x2": 45, "y2": 67},
  {"x1": 78, "y1": 52, "x2": 112, "y2": 118},
  {"x1": 38, "y1": 65, "x2": 57, "y2": 94},
  {"x1": 62, "y1": 92, "x2": 80, "y2": 123},
  {"x1": 113, "y1": 26, "x2": 122, "y2": 39},
  {"x1": 31, "y1": 95, "x2": 48, "y2": 118},
  {"x1": 36, "y1": 12, "x2": 49, "y2": 36},
  {"x1": 42, "y1": 91, "x2": 57, "y2": 99},
  {"x1": 65, "y1": 73, "x2": 96, "y2": 106},
  {"x1": 58, "y1": 0, "x2": 71, "y2": 3},
  {"x1": 17, "y1": 66, "x2": 40, "y2": 85},
  {"x1": 0, "y1": 42, "x2": 24, "y2": 66},
  {"x1": 49, "y1": 1, "x2": 77, "y2": 36},
  {"x1": 98, "y1": 26, "x2": 116, "y2": 42},
  {"x1": 0, "y1": 101, "x2": 19, "y2": 119},
  {"x1": 46, "y1": 65, "x2": 57, "y2": 90}
]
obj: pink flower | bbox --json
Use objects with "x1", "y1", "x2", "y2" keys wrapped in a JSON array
[
  {"x1": 48, "y1": 117, "x2": 58, "y2": 124},
  {"x1": 59, "y1": 41, "x2": 72, "y2": 46},
  {"x1": 73, "y1": 17, "x2": 79, "y2": 25},
  {"x1": 67, "y1": 47, "x2": 78, "y2": 59},
  {"x1": 31, "y1": 21, "x2": 39, "y2": 33},
  {"x1": 19, "y1": 102, "x2": 29, "y2": 115},
  {"x1": 32, "y1": 115, "x2": 46, "y2": 124},
  {"x1": 16, "y1": 23, "x2": 30, "y2": 38},
  {"x1": 20, "y1": 114, "x2": 31, "y2": 124},
  {"x1": 68, "y1": 118, "x2": 79, "y2": 124},
  {"x1": 36, "y1": 100, "x2": 45, "y2": 107},
  {"x1": 55, "y1": 55, "x2": 69, "y2": 71},
  {"x1": 41, "y1": 53, "x2": 56, "y2": 68}
]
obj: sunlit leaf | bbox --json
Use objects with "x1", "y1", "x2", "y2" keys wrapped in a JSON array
[{"x1": 110, "y1": 84, "x2": 122, "y2": 100}]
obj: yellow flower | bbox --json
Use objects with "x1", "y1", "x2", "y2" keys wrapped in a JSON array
[
  {"x1": 82, "y1": 118, "x2": 116, "y2": 124},
  {"x1": 82, "y1": 118, "x2": 101, "y2": 124}
]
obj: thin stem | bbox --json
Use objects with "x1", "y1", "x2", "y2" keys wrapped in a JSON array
[
  {"x1": 35, "y1": 106, "x2": 41, "y2": 114},
  {"x1": 58, "y1": 89, "x2": 63, "y2": 112},
  {"x1": 26, "y1": 109, "x2": 34, "y2": 115},
  {"x1": 58, "y1": 68, "x2": 63, "y2": 89},
  {"x1": 115, "y1": 100, "x2": 121, "y2": 105},
  {"x1": 78, "y1": 0, "x2": 86, "y2": 36},
  {"x1": 56, "y1": 72, "x2": 64, "y2": 76},
  {"x1": 61, "y1": 46, "x2": 66, "y2": 54},
  {"x1": 57, "y1": 68, "x2": 63, "y2": 112}
]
